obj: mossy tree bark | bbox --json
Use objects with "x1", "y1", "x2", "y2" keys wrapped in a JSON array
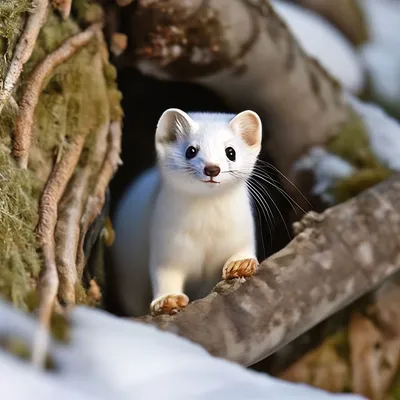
[{"x1": 0, "y1": 0, "x2": 122, "y2": 316}]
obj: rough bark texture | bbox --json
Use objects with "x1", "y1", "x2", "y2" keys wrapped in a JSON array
[{"x1": 140, "y1": 174, "x2": 400, "y2": 367}]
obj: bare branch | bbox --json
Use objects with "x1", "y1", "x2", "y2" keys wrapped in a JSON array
[
  {"x1": 140, "y1": 174, "x2": 400, "y2": 367},
  {"x1": 0, "y1": 0, "x2": 49, "y2": 114},
  {"x1": 32, "y1": 133, "x2": 89, "y2": 367},
  {"x1": 55, "y1": 111, "x2": 110, "y2": 305},
  {"x1": 76, "y1": 121, "x2": 122, "y2": 277},
  {"x1": 54, "y1": 171, "x2": 88, "y2": 305},
  {"x1": 12, "y1": 22, "x2": 102, "y2": 169}
]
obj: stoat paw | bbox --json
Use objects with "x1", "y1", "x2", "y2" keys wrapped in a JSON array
[
  {"x1": 150, "y1": 294, "x2": 189, "y2": 316},
  {"x1": 222, "y1": 258, "x2": 258, "y2": 280}
]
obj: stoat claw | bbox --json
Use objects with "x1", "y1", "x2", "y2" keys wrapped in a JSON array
[
  {"x1": 150, "y1": 293, "x2": 189, "y2": 316},
  {"x1": 222, "y1": 258, "x2": 258, "y2": 280}
]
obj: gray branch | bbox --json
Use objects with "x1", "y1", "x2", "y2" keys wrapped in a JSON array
[{"x1": 139, "y1": 174, "x2": 400, "y2": 367}]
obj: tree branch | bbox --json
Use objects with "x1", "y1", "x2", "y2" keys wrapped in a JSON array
[
  {"x1": 285, "y1": 0, "x2": 368, "y2": 46},
  {"x1": 131, "y1": 0, "x2": 349, "y2": 177},
  {"x1": 140, "y1": 174, "x2": 400, "y2": 367},
  {"x1": 76, "y1": 121, "x2": 122, "y2": 278},
  {"x1": 33, "y1": 133, "x2": 89, "y2": 368},
  {"x1": 0, "y1": 0, "x2": 49, "y2": 115},
  {"x1": 12, "y1": 22, "x2": 102, "y2": 169}
]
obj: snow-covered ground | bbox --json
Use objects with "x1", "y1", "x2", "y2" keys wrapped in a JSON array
[{"x1": 0, "y1": 299, "x2": 365, "y2": 399}]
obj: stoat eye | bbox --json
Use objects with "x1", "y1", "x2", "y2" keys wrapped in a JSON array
[
  {"x1": 225, "y1": 147, "x2": 236, "y2": 161},
  {"x1": 185, "y1": 146, "x2": 198, "y2": 159}
]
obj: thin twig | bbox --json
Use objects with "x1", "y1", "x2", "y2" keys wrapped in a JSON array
[
  {"x1": 12, "y1": 22, "x2": 102, "y2": 169},
  {"x1": 76, "y1": 121, "x2": 122, "y2": 277},
  {"x1": 51, "y1": 0, "x2": 72, "y2": 19},
  {"x1": 32, "y1": 134, "x2": 89, "y2": 368},
  {"x1": 0, "y1": 0, "x2": 49, "y2": 115}
]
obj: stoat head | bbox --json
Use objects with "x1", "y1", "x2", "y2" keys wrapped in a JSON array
[{"x1": 155, "y1": 108, "x2": 262, "y2": 195}]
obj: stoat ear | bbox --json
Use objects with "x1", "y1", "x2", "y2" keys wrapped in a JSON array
[
  {"x1": 229, "y1": 110, "x2": 262, "y2": 147},
  {"x1": 155, "y1": 108, "x2": 194, "y2": 144}
]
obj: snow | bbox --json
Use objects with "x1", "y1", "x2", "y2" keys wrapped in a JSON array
[
  {"x1": 357, "y1": 0, "x2": 400, "y2": 103},
  {"x1": 0, "y1": 299, "x2": 365, "y2": 399},
  {"x1": 270, "y1": 0, "x2": 364, "y2": 94},
  {"x1": 293, "y1": 147, "x2": 355, "y2": 205},
  {"x1": 293, "y1": 93, "x2": 400, "y2": 204},
  {"x1": 346, "y1": 94, "x2": 400, "y2": 170}
]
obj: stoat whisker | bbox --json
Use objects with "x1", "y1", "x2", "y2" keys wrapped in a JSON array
[
  {"x1": 246, "y1": 182, "x2": 273, "y2": 250},
  {"x1": 230, "y1": 171, "x2": 291, "y2": 239},
  {"x1": 254, "y1": 160, "x2": 312, "y2": 208},
  {"x1": 234, "y1": 164, "x2": 307, "y2": 216},
  {"x1": 249, "y1": 176, "x2": 291, "y2": 238},
  {"x1": 250, "y1": 170, "x2": 306, "y2": 215},
  {"x1": 229, "y1": 171, "x2": 273, "y2": 249}
]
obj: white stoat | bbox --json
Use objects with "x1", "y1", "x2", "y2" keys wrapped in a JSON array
[{"x1": 112, "y1": 109, "x2": 262, "y2": 317}]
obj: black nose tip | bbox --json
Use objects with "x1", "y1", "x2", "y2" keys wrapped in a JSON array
[{"x1": 204, "y1": 164, "x2": 221, "y2": 177}]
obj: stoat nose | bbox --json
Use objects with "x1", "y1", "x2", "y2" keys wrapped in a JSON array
[{"x1": 204, "y1": 164, "x2": 221, "y2": 177}]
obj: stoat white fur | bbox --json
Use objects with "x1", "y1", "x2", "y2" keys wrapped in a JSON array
[{"x1": 112, "y1": 109, "x2": 262, "y2": 317}]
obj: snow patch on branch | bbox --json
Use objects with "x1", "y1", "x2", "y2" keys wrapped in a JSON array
[
  {"x1": 346, "y1": 94, "x2": 400, "y2": 171},
  {"x1": 357, "y1": 0, "x2": 400, "y2": 103},
  {"x1": 293, "y1": 94, "x2": 400, "y2": 204},
  {"x1": 270, "y1": 0, "x2": 364, "y2": 94},
  {"x1": 293, "y1": 147, "x2": 355, "y2": 204}
]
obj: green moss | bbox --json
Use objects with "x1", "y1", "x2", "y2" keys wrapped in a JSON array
[
  {"x1": 17, "y1": 12, "x2": 112, "y2": 173},
  {"x1": 71, "y1": 0, "x2": 104, "y2": 26},
  {"x1": 0, "y1": 0, "x2": 32, "y2": 81},
  {"x1": 326, "y1": 109, "x2": 393, "y2": 202},
  {"x1": 0, "y1": 5, "x2": 122, "y2": 309},
  {"x1": 388, "y1": 366, "x2": 400, "y2": 400},
  {"x1": 333, "y1": 168, "x2": 392, "y2": 203},
  {"x1": 75, "y1": 283, "x2": 89, "y2": 305},
  {"x1": 0, "y1": 335, "x2": 56, "y2": 370},
  {"x1": 348, "y1": 0, "x2": 369, "y2": 47},
  {"x1": 0, "y1": 135, "x2": 42, "y2": 310},
  {"x1": 103, "y1": 63, "x2": 123, "y2": 121},
  {"x1": 327, "y1": 110, "x2": 381, "y2": 169},
  {"x1": 50, "y1": 312, "x2": 71, "y2": 343}
]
